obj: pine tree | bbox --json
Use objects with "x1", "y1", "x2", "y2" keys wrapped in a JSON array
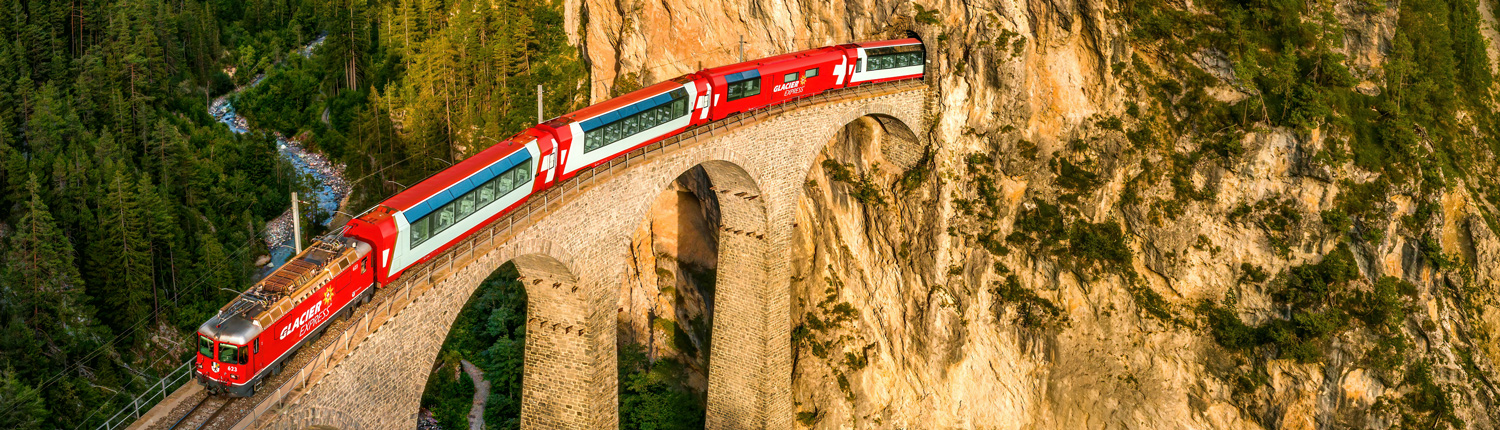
[
  {"x1": 188, "y1": 232, "x2": 232, "y2": 322},
  {"x1": 135, "y1": 175, "x2": 178, "y2": 313},
  {"x1": 2, "y1": 175, "x2": 95, "y2": 351},
  {"x1": 0, "y1": 368, "x2": 47, "y2": 430},
  {"x1": 89, "y1": 170, "x2": 152, "y2": 346}
]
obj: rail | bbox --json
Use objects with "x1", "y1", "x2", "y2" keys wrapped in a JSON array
[
  {"x1": 219, "y1": 78, "x2": 925, "y2": 430},
  {"x1": 94, "y1": 361, "x2": 194, "y2": 430}
]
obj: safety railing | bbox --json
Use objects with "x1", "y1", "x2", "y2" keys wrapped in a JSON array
[
  {"x1": 234, "y1": 78, "x2": 925, "y2": 429},
  {"x1": 94, "y1": 361, "x2": 194, "y2": 430}
]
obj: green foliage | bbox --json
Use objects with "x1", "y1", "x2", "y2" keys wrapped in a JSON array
[
  {"x1": 420, "y1": 358, "x2": 476, "y2": 430},
  {"x1": 1095, "y1": 116, "x2": 1124, "y2": 131},
  {"x1": 421, "y1": 264, "x2": 528, "y2": 429},
  {"x1": 0, "y1": 0, "x2": 312, "y2": 425},
  {"x1": 1054, "y1": 158, "x2": 1101, "y2": 195},
  {"x1": 1399, "y1": 362, "x2": 1464, "y2": 428},
  {"x1": 618, "y1": 345, "x2": 706, "y2": 430},
  {"x1": 821, "y1": 159, "x2": 887, "y2": 206},
  {"x1": 1275, "y1": 244, "x2": 1358, "y2": 308},
  {"x1": 1130, "y1": 284, "x2": 1177, "y2": 322},
  {"x1": 1007, "y1": 200, "x2": 1066, "y2": 250},
  {"x1": 237, "y1": 60, "x2": 323, "y2": 136},
  {"x1": 284, "y1": 0, "x2": 594, "y2": 211},
  {"x1": 898, "y1": 148, "x2": 934, "y2": 192},
  {"x1": 0, "y1": 369, "x2": 46, "y2": 430},
  {"x1": 1203, "y1": 245, "x2": 1374, "y2": 363},
  {"x1": 1067, "y1": 220, "x2": 1131, "y2": 269},
  {"x1": 914, "y1": 4, "x2": 942, "y2": 25},
  {"x1": 990, "y1": 273, "x2": 1066, "y2": 328},
  {"x1": 1349, "y1": 276, "x2": 1417, "y2": 333},
  {"x1": 796, "y1": 409, "x2": 822, "y2": 426},
  {"x1": 1239, "y1": 263, "x2": 1269, "y2": 284}
]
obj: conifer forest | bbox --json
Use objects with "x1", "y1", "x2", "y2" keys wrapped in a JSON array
[{"x1": 0, "y1": 0, "x2": 584, "y2": 427}]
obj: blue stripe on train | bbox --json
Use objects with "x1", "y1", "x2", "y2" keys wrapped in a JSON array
[
  {"x1": 579, "y1": 89, "x2": 687, "y2": 132},
  {"x1": 404, "y1": 150, "x2": 532, "y2": 221}
]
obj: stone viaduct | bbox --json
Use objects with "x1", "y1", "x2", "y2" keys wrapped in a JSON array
[{"x1": 250, "y1": 80, "x2": 928, "y2": 429}]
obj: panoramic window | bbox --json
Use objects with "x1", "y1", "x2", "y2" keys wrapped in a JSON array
[
  {"x1": 409, "y1": 160, "x2": 534, "y2": 247},
  {"x1": 865, "y1": 45, "x2": 925, "y2": 72},
  {"x1": 583, "y1": 88, "x2": 691, "y2": 152}
]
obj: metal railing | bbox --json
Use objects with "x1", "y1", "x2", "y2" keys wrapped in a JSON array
[
  {"x1": 229, "y1": 78, "x2": 929, "y2": 429},
  {"x1": 95, "y1": 361, "x2": 194, "y2": 430}
]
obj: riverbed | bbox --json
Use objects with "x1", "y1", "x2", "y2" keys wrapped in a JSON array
[{"x1": 207, "y1": 34, "x2": 350, "y2": 272}]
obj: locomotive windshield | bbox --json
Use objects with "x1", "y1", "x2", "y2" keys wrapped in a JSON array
[
  {"x1": 198, "y1": 335, "x2": 213, "y2": 358},
  {"x1": 218, "y1": 343, "x2": 243, "y2": 364}
]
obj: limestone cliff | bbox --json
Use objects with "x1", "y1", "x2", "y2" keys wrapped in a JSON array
[{"x1": 576, "y1": 0, "x2": 1500, "y2": 428}]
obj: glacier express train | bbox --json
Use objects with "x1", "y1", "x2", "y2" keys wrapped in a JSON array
[{"x1": 195, "y1": 38, "x2": 924, "y2": 396}]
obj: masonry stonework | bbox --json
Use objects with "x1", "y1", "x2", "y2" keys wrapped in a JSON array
[{"x1": 261, "y1": 84, "x2": 926, "y2": 430}]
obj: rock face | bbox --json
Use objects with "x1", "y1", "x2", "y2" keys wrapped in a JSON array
[
  {"x1": 619, "y1": 170, "x2": 721, "y2": 395},
  {"x1": 577, "y1": 0, "x2": 1500, "y2": 428}
]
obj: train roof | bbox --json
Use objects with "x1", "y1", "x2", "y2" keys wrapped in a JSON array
[
  {"x1": 198, "y1": 234, "x2": 369, "y2": 345},
  {"x1": 552, "y1": 77, "x2": 695, "y2": 125},
  {"x1": 699, "y1": 45, "x2": 847, "y2": 78},
  {"x1": 851, "y1": 38, "x2": 923, "y2": 49}
]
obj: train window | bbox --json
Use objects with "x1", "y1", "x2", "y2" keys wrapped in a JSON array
[
  {"x1": 783, "y1": 72, "x2": 797, "y2": 83},
  {"x1": 478, "y1": 182, "x2": 495, "y2": 206},
  {"x1": 582, "y1": 88, "x2": 690, "y2": 152},
  {"x1": 516, "y1": 163, "x2": 532, "y2": 182},
  {"x1": 864, "y1": 46, "x2": 925, "y2": 72},
  {"x1": 626, "y1": 116, "x2": 642, "y2": 136},
  {"x1": 253, "y1": 339, "x2": 260, "y2": 354},
  {"x1": 805, "y1": 68, "x2": 818, "y2": 78},
  {"x1": 409, "y1": 158, "x2": 533, "y2": 247},
  {"x1": 458, "y1": 193, "x2": 476, "y2": 218},
  {"x1": 414, "y1": 218, "x2": 431, "y2": 245},
  {"x1": 856, "y1": 59, "x2": 863, "y2": 73},
  {"x1": 199, "y1": 335, "x2": 213, "y2": 358},
  {"x1": 438, "y1": 206, "x2": 456, "y2": 231},
  {"x1": 498, "y1": 171, "x2": 515, "y2": 193},
  {"x1": 219, "y1": 343, "x2": 241, "y2": 365},
  {"x1": 727, "y1": 77, "x2": 760, "y2": 101}
]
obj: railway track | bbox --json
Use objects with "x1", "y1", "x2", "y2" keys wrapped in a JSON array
[{"x1": 167, "y1": 395, "x2": 235, "y2": 430}]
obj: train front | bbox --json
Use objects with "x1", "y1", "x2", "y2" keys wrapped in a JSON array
[{"x1": 195, "y1": 311, "x2": 262, "y2": 396}]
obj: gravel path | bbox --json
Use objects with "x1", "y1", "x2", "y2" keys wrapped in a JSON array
[{"x1": 460, "y1": 360, "x2": 490, "y2": 430}]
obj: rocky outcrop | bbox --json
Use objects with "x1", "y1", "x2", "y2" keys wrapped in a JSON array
[{"x1": 578, "y1": 0, "x2": 1500, "y2": 428}]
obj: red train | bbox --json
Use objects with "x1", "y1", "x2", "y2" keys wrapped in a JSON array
[{"x1": 195, "y1": 38, "x2": 925, "y2": 396}]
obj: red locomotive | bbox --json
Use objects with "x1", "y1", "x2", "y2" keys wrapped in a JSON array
[{"x1": 195, "y1": 38, "x2": 924, "y2": 396}]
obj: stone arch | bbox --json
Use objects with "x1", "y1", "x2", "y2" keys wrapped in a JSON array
[
  {"x1": 791, "y1": 105, "x2": 927, "y2": 186},
  {"x1": 407, "y1": 235, "x2": 608, "y2": 429},
  {"x1": 619, "y1": 158, "x2": 783, "y2": 429}
]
